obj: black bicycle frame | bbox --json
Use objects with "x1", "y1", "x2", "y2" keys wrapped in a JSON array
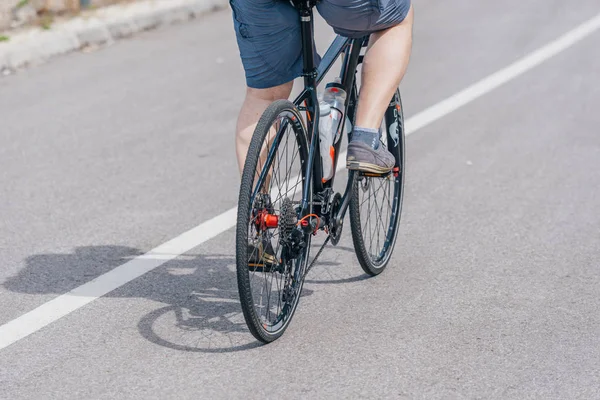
[{"x1": 292, "y1": 2, "x2": 364, "y2": 221}]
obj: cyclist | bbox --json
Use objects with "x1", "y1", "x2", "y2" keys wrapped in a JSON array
[
  {"x1": 231, "y1": 0, "x2": 413, "y2": 174},
  {"x1": 230, "y1": 0, "x2": 414, "y2": 268}
]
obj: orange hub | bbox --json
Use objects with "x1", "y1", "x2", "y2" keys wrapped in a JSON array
[
  {"x1": 255, "y1": 210, "x2": 279, "y2": 230},
  {"x1": 264, "y1": 214, "x2": 279, "y2": 229}
]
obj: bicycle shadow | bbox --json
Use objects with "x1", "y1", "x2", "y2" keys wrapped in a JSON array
[
  {"x1": 304, "y1": 245, "x2": 372, "y2": 285},
  {"x1": 2, "y1": 243, "x2": 365, "y2": 353}
]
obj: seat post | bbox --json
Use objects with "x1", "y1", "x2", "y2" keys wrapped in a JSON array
[{"x1": 298, "y1": 3, "x2": 317, "y2": 88}]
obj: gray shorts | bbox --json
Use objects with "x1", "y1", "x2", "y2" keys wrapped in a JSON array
[{"x1": 229, "y1": 0, "x2": 411, "y2": 89}]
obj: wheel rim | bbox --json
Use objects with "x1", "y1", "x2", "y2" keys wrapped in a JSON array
[
  {"x1": 244, "y1": 111, "x2": 309, "y2": 335},
  {"x1": 352, "y1": 93, "x2": 404, "y2": 269},
  {"x1": 354, "y1": 170, "x2": 401, "y2": 266}
]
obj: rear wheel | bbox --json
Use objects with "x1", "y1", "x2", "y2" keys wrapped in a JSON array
[
  {"x1": 236, "y1": 99, "x2": 311, "y2": 343},
  {"x1": 349, "y1": 89, "x2": 405, "y2": 276}
]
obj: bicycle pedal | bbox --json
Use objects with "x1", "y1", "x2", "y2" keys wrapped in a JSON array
[{"x1": 357, "y1": 171, "x2": 393, "y2": 179}]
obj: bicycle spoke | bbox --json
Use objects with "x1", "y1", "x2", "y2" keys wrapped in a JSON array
[
  {"x1": 239, "y1": 108, "x2": 310, "y2": 339},
  {"x1": 373, "y1": 182, "x2": 381, "y2": 258},
  {"x1": 353, "y1": 140, "x2": 402, "y2": 266}
]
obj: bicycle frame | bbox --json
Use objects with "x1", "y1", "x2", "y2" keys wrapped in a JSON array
[
  {"x1": 238, "y1": 2, "x2": 405, "y2": 342},
  {"x1": 291, "y1": 2, "x2": 365, "y2": 223}
]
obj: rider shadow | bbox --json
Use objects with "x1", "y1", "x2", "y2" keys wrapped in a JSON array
[{"x1": 3, "y1": 244, "x2": 337, "y2": 353}]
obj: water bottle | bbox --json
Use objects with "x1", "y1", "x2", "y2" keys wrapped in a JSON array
[
  {"x1": 318, "y1": 77, "x2": 351, "y2": 181},
  {"x1": 322, "y1": 78, "x2": 348, "y2": 143},
  {"x1": 318, "y1": 100, "x2": 335, "y2": 181}
]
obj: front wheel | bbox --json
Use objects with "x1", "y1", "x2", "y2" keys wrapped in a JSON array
[
  {"x1": 349, "y1": 89, "x2": 406, "y2": 276},
  {"x1": 235, "y1": 100, "x2": 311, "y2": 343}
]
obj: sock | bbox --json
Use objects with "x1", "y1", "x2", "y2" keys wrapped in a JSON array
[{"x1": 351, "y1": 127, "x2": 380, "y2": 149}]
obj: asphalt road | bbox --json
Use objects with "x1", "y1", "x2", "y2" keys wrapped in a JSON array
[{"x1": 1, "y1": 1, "x2": 600, "y2": 398}]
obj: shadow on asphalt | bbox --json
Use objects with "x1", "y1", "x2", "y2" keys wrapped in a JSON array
[
  {"x1": 304, "y1": 245, "x2": 371, "y2": 285},
  {"x1": 3, "y1": 243, "x2": 366, "y2": 353}
]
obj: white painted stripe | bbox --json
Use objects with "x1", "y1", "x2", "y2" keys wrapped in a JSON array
[
  {"x1": 1, "y1": 12, "x2": 599, "y2": 351},
  {"x1": 0, "y1": 207, "x2": 237, "y2": 351},
  {"x1": 405, "y1": 13, "x2": 600, "y2": 134}
]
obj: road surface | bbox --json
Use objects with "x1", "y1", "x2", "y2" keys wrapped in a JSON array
[{"x1": 1, "y1": 1, "x2": 600, "y2": 398}]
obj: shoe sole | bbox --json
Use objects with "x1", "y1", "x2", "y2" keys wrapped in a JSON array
[
  {"x1": 248, "y1": 253, "x2": 279, "y2": 272},
  {"x1": 346, "y1": 161, "x2": 393, "y2": 174}
]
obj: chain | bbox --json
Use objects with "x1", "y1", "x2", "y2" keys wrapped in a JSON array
[{"x1": 304, "y1": 234, "x2": 331, "y2": 277}]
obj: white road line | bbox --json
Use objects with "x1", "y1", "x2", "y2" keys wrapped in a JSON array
[
  {"x1": 405, "y1": 13, "x2": 600, "y2": 134},
  {"x1": 1, "y1": 12, "x2": 599, "y2": 352}
]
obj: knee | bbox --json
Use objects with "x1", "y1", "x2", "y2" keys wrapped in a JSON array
[{"x1": 246, "y1": 82, "x2": 294, "y2": 102}]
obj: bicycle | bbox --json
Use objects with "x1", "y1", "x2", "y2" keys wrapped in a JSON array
[{"x1": 235, "y1": 0, "x2": 406, "y2": 343}]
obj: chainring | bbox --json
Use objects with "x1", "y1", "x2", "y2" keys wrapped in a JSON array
[{"x1": 329, "y1": 193, "x2": 343, "y2": 246}]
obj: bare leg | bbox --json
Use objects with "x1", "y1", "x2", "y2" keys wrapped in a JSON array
[
  {"x1": 355, "y1": 5, "x2": 414, "y2": 129},
  {"x1": 236, "y1": 84, "x2": 293, "y2": 266},
  {"x1": 235, "y1": 82, "x2": 294, "y2": 175}
]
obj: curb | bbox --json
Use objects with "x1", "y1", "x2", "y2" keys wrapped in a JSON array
[{"x1": 0, "y1": 0, "x2": 229, "y2": 72}]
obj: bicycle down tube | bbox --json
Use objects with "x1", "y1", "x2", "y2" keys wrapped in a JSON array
[{"x1": 292, "y1": 26, "x2": 363, "y2": 224}]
